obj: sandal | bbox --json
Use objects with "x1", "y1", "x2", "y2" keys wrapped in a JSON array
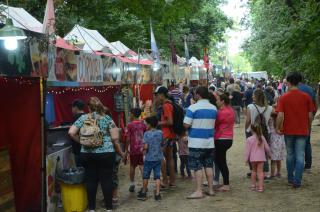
[
  {"x1": 257, "y1": 188, "x2": 264, "y2": 192},
  {"x1": 187, "y1": 193, "x2": 204, "y2": 199},
  {"x1": 205, "y1": 191, "x2": 216, "y2": 196},
  {"x1": 217, "y1": 187, "x2": 230, "y2": 192},
  {"x1": 250, "y1": 185, "x2": 256, "y2": 191}
]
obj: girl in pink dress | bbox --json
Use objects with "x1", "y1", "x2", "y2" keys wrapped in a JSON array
[{"x1": 245, "y1": 121, "x2": 272, "y2": 192}]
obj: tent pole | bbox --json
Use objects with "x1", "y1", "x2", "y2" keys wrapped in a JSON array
[{"x1": 40, "y1": 77, "x2": 47, "y2": 212}]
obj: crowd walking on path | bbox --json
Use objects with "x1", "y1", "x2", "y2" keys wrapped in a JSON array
[{"x1": 68, "y1": 72, "x2": 319, "y2": 211}]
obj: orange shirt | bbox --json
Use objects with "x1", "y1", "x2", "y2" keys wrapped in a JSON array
[
  {"x1": 161, "y1": 102, "x2": 176, "y2": 139},
  {"x1": 276, "y1": 89, "x2": 315, "y2": 136}
]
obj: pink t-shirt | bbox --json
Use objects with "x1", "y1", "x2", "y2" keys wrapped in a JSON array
[
  {"x1": 214, "y1": 106, "x2": 235, "y2": 140},
  {"x1": 127, "y1": 120, "x2": 147, "y2": 155},
  {"x1": 177, "y1": 136, "x2": 189, "y2": 156},
  {"x1": 245, "y1": 135, "x2": 271, "y2": 162}
]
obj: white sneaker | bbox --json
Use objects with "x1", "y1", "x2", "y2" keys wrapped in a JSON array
[
  {"x1": 203, "y1": 181, "x2": 219, "y2": 186},
  {"x1": 213, "y1": 180, "x2": 219, "y2": 186}
]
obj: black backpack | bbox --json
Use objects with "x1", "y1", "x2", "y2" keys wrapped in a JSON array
[
  {"x1": 253, "y1": 104, "x2": 270, "y2": 142},
  {"x1": 164, "y1": 101, "x2": 186, "y2": 136}
]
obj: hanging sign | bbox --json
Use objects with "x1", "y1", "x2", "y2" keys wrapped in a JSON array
[
  {"x1": 121, "y1": 62, "x2": 136, "y2": 84},
  {"x1": 153, "y1": 65, "x2": 163, "y2": 83},
  {"x1": 139, "y1": 65, "x2": 152, "y2": 84},
  {"x1": 50, "y1": 48, "x2": 78, "y2": 81},
  {"x1": 29, "y1": 37, "x2": 48, "y2": 77},
  {"x1": 77, "y1": 52, "x2": 103, "y2": 82},
  {"x1": 190, "y1": 66, "x2": 199, "y2": 80},
  {"x1": 161, "y1": 64, "x2": 171, "y2": 81},
  {"x1": 102, "y1": 57, "x2": 122, "y2": 83},
  {"x1": 199, "y1": 67, "x2": 207, "y2": 80}
]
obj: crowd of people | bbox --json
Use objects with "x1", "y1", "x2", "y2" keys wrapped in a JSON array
[{"x1": 68, "y1": 71, "x2": 319, "y2": 212}]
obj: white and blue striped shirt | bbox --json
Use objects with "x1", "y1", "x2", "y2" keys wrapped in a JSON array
[{"x1": 183, "y1": 99, "x2": 217, "y2": 149}]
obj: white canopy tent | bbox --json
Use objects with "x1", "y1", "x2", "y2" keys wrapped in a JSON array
[
  {"x1": 189, "y1": 56, "x2": 203, "y2": 66},
  {"x1": 64, "y1": 25, "x2": 117, "y2": 53},
  {"x1": 110, "y1": 40, "x2": 137, "y2": 57},
  {"x1": 0, "y1": 4, "x2": 43, "y2": 33}
]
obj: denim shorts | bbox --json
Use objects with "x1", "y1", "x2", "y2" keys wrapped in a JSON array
[
  {"x1": 143, "y1": 160, "x2": 162, "y2": 180},
  {"x1": 188, "y1": 148, "x2": 214, "y2": 171}
]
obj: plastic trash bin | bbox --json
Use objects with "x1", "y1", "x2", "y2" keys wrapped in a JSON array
[{"x1": 57, "y1": 167, "x2": 87, "y2": 212}]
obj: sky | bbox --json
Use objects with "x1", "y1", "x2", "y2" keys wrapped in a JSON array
[{"x1": 220, "y1": 0, "x2": 250, "y2": 56}]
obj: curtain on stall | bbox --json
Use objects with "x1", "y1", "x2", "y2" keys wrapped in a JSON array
[
  {"x1": 0, "y1": 77, "x2": 41, "y2": 212},
  {"x1": 51, "y1": 86, "x2": 120, "y2": 126}
]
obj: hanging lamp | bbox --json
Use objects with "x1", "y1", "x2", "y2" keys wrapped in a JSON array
[{"x1": 0, "y1": 2, "x2": 27, "y2": 50}]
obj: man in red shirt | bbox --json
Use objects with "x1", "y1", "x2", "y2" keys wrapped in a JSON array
[
  {"x1": 276, "y1": 72, "x2": 315, "y2": 188},
  {"x1": 154, "y1": 86, "x2": 177, "y2": 188}
]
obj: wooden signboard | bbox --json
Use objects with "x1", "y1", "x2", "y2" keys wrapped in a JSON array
[{"x1": 0, "y1": 148, "x2": 15, "y2": 212}]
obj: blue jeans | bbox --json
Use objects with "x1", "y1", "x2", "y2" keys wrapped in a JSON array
[
  {"x1": 284, "y1": 136, "x2": 308, "y2": 186},
  {"x1": 305, "y1": 135, "x2": 312, "y2": 169}
]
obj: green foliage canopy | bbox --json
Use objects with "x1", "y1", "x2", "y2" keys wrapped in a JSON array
[
  {"x1": 243, "y1": 0, "x2": 320, "y2": 83},
  {"x1": 2, "y1": 0, "x2": 232, "y2": 59}
]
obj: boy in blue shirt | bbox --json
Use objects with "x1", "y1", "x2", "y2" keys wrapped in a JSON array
[{"x1": 137, "y1": 116, "x2": 164, "y2": 201}]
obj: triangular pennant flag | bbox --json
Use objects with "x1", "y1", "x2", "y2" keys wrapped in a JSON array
[
  {"x1": 150, "y1": 19, "x2": 160, "y2": 65},
  {"x1": 204, "y1": 47, "x2": 209, "y2": 69},
  {"x1": 184, "y1": 35, "x2": 190, "y2": 66},
  {"x1": 169, "y1": 31, "x2": 177, "y2": 64},
  {"x1": 43, "y1": 0, "x2": 55, "y2": 35}
]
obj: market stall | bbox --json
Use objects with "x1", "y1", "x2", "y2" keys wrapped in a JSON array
[
  {"x1": 0, "y1": 77, "x2": 43, "y2": 212},
  {"x1": 0, "y1": 8, "x2": 48, "y2": 209},
  {"x1": 0, "y1": 4, "x2": 159, "y2": 211}
]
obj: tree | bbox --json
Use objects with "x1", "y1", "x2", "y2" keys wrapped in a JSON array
[
  {"x1": 243, "y1": 0, "x2": 320, "y2": 83},
  {"x1": 2, "y1": 0, "x2": 232, "y2": 60},
  {"x1": 229, "y1": 53, "x2": 252, "y2": 73}
]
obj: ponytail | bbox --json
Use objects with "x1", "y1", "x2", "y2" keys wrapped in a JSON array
[{"x1": 251, "y1": 122, "x2": 263, "y2": 146}]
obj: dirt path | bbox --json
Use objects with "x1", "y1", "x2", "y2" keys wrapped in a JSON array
[{"x1": 98, "y1": 119, "x2": 320, "y2": 212}]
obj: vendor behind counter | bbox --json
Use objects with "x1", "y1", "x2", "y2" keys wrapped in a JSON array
[
  {"x1": 70, "y1": 99, "x2": 85, "y2": 166},
  {"x1": 46, "y1": 99, "x2": 85, "y2": 162}
]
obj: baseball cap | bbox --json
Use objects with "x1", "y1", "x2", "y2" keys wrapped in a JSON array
[{"x1": 153, "y1": 86, "x2": 168, "y2": 95}]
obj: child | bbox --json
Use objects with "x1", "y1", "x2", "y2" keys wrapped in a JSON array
[
  {"x1": 245, "y1": 121, "x2": 272, "y2": 192},
  {"x1": 269, "y1": 106, "x2": 285, "y2": 178},
  {"x1": 126, "y1": 108, "x2": 147, "y2": 192},
  {"x1": 137, "y1": 116, "x2": 163, "y2": 201},
  {"x1": 177, "y1": 133, "x2": 191, "y2": 178}
]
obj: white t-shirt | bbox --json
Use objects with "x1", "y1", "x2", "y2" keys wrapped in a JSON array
[{"x1": 246, "y1": 104, "x2": 273, "y2": 133}]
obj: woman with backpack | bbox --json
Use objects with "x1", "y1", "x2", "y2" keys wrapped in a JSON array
[
  {"x1": 245, "y1": 89, "x2": 273, "y2": 178},
  {"x1": 68, "y1": 97, "x2": 126, "y2": 212}
]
